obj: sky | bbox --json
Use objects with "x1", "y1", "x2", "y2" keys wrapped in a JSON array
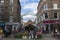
[{"x1": 20, "y1": 0, "x2": 40, "y2": 22}]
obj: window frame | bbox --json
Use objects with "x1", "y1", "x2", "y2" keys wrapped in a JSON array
[
  {"x1": 44, "y1": 13, "x2": 48, "y2": 19},
  {"x1": 9, "y1": 16, "x2": 13, "y2": 22},
  {"x1": 44, "y1": 4, "x2": 48, "y2": 10},
  {"x1": 53, "y1": 3, "x2": 58, "y2": 9},
  {"x1": 54, "y1": 13, "x2": 59, "y2": 20},
  {"x1": 10, "y1": 0, "x2": 14, "y2": 5}
]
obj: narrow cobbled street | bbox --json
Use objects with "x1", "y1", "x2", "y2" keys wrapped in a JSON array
[
  {"x1": 41, "y1": 34, "x2": 58, "y2": 40},
  {"x1": 2, "y1": 34, "x2": 59, "y2": 40}
]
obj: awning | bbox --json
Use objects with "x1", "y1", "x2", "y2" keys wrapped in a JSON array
[
  {"x1": 43, "y1": 20, "x2": 60, "y2": 24},
  {"x1": 0, "y1": 22, "x2": 5, "y2": 27}
]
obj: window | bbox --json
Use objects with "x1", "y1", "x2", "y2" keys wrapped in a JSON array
[
  {"x1": 53, "y1": 3, "x2": 58, "y2": 9},
  {"x1": 45, "y1": 13, "x2": 48, "y2": 19},
  {"x1": 54, "y1": 13, "x2": 57, "y2": 19},
  {"x1": 1, "y1": 0, "x2": 4, "y2": 3},
  {"x1": 44, "y1": 0, "x2": 46, "y2": 1},
  {"x1": 0, "y1": 0, "x2": 4, "y2": 3},
  {"x1": 46, "y1": 25, "x2": 49, "y2": 31},
  {"x1": 9, "y1": 16, "x2": 13, "y2": 22},
  {"x1": 44, "y1": 4, "x2": 48, "y2": 10},
  {"x1": 49, "y1": 0, "x2": 52, "y2": 1},
  {"x1": 41, "y1": 15, "x2": 43, "y2": 21},
  {"x1": 39, "y1": 18, "x2": 40, "y2": 22},
  {"x1": 10, "y1": 0, "x2": 14, "y2": 5},
  {"x1": 10, "y1": 6, "x2": 14, "y2": 12},
  {"x1": 0, "y1": 16, "x2": 1, "y2": 20},
  {"x1": 11, "y1": 7, "x2": 14, "y2": 12},
  {"x1": 43, "y1": 14, "x2": 45, "y2": 20},
  {"x1": 0, "y1": 8, "x2": 1, "y2": 13},
  {"x1": 0, "y1": 7, "x2": 4, "y2": 13}
]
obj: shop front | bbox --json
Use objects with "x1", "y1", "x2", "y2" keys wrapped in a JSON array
[
  {"x1": 0, "y1": 22, "x2": 5, "y2": 33},
  {"x1": 5, "y1": 22, "x2": 20, "y2": 32},
  {"x1": 43, "y1": 20, "x2": 60, "y2": 33}
]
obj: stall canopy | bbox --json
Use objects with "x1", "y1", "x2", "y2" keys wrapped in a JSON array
[{"x1": 25, "y1": 24, "x2": 35, "y2": 31}]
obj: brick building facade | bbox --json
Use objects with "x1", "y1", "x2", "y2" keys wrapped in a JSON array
[
  {"x1": 0, "y1": 0, "x2": 21, "y2": 32},
  {"x1": 37, "y1": 0, "x2": 60, "y2": 33}
]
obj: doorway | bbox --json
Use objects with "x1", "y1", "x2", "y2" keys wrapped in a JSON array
[
  {"x1": 46, "y1": 25, "x2": 49, "y2": 31},
  {"x1": 46, "y1": 25, "x2": 49, "y2": 33}
]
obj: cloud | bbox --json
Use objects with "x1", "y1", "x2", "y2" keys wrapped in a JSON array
[
  {"x1": 23, "y1": 20, "x2": 28, "y2": 22},
  {"x1": 20, "y1": 0, "x2": 39, "y2": 22},
  {"x1": 23, "y1": 18, "x2": 35, "y2": 22},
  {"x1": 21, "y1": 13, "x2": 25, "y2": 15},
  {"x1": 22, "y1": 3, "x2": 38, "y2": 11},
  {"x1": 23, "y1": 15, "x2": 36, "y2": 19},
  {"x1": 21, "y1": 10, "x2": 37, "y2": 16},
  {"x1": 20, "y1": 0, "x2": 40, "y2": 3},
  {"x1": 29, "y1": 10, "x2": 37, "y2": 15},
  {"x1": 20, "y1": 0, "x2": 29, "y2": 3},
  {"x1": 33, "y1": 0, "x2": 40, "y2": 1},
  {"x1": 23, "y1": 17, "x2": 35, "y2": 22},
  {"x1": 22, "y1": 10, "x2": 37, "y2": 22}
]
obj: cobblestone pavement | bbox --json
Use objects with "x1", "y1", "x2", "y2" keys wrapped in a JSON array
[
  {"x1": 2, "y1": 38, "x2": 58, "y2": 40},
  {"x1": 2, "y1": 34, "x2": 59, "y2": 40},
  {"x1": 2, "y1": 37, "x2": 58, "y2": 40},
  {"x1": 41, "y1": 36, "x2": 58, "y2": 40},
  {"x1": 41, "y1": 34, "x2": 59, "y2": 40}
]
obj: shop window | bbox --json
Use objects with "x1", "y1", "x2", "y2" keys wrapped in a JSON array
[{"x1": 50, "y1": 25, "x2": 53, "y2": 31}]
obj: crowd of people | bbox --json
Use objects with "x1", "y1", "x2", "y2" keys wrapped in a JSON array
[{"x1": 0, "y1": 26, "x2": 58, "y2": 39}]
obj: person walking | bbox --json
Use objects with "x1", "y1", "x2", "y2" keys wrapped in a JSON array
[
  {"x1": 0, "y1": 27, "x2": 3, "y2": 40},
  {"x1": 13, "y1": 27, "x2": 17, "y2": 37},
  {"x1": 33, "y1": 28, "x2": 36, "y2": 38},
  {"x1": 29, "y1": 30, "x2": 34, "y2": 38},
  {"x1": 5, "y1": 28, "x2": 10, "y2": 37}
]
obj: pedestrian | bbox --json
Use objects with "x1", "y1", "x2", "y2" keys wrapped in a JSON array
[
  {"x1": 54, "y1": 29, "x2": 58, "y2": 37},
  {"x1": 0, "y1": 27, "x2": 3, "y2": 40},
  {"x1": 5, "y1": 28, "x2": 10, "y2": 37},
  {"x1": 33, "y1": 28, "x2": 36, "y2": 38},
  {"x1": 29, "y1": 30, "x2": 33, "y2": 38},
  {"x1": 13, "y1": 27, "x2": 17, "y2": 37}
]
